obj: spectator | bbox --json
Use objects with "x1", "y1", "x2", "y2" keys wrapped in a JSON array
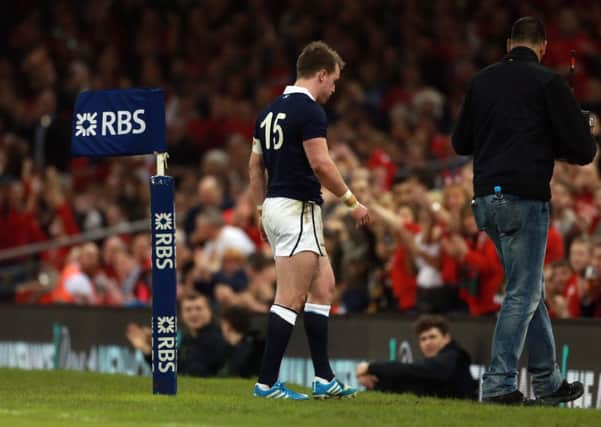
[
  {"x1": 191, "y1": 207, "x2": 256, "y2": 274},
  {"x1": 213, "y1": 248, "x2": 269, "y2": 313},
  {"x1": 335, "y1": 177, "x2": 378, "y2": 313},
  {"x1": 437, "y1": 183, "x2": 470, "y2": 231},
  {"x1": 566, "y1": 236, "x2": 593, "y2": 317},
  {"x1": 0, "y1": 1, "x2": 600, "y2": 320},
  {"x1": 1, "y1": 179, "x2": 46, "y2": 253},
  {"x1": 545, "y1": 260, "x2": 572, "y2": 319},
  {"x1": 244, "y1": 252, "x2": 276, "y2": 311},
  {"x1": 184, "y1": 175, "x2": 234, "y2": 242},
  {"x1": 50, "y1": 243, "x2": 100, "y2": 304},
  {"x1": 545, "y1": 224, "x2": 565, "y2": 266},
  {"x1": 588, "y1": 186, "x2": 601, "y2": 237},
  {"x1": 113, "y1": 251, "x2": 151, "y2": 306},
  {"x1": 550, "y1": 180, "x2": 579, "y2": 251},
  {"x1": 218, "y1": 306, "x2": 265, "y2": 378},
  {"x1": 580, "y1": 240, "x2": 601, "y2": 317},
  {"x1": 411, "y1": 205, "x2": 447, "y2": 313},
  {"x1": 441, "y1": 203, "x2": 504, "y2": 316},
  {"x1": 126, "y1": 291, "x2": 227, "y2": 377},
  {"x1": 130, "y1": 233, "x2": 152, "y2": 282},
  {"x1": 100, "y1": 236, "x2": 126, "y2": 280},
  {"x1": 355, "y1": 315, "x2": 477, "y2": 399},
  {"x1": 369, "y1": 199, "x2": 419, "y2": 312}
]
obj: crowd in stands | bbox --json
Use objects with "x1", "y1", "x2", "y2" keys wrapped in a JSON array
[
  {"x1": 126, "y1": 291, "x2": 264, "y2": 378},
  {"x1": 1, "y1": 1, "x2": 601, "y2": 318}
]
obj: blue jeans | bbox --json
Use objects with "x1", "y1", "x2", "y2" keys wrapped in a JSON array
[{"x1": 472, "y1": 194, "x2": 562, "y2": 398}]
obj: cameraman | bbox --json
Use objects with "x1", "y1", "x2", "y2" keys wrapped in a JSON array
[{"x1": 452, "y1": 16, "x2": 596, "y2": 405}]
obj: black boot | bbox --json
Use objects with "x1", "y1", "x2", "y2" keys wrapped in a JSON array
[
  {"x1": 536, "y1": 381, "x2": 584, "y2": 406},
  {"x1": 483, "y1": 390, "x2": 527, "y2": 405}
]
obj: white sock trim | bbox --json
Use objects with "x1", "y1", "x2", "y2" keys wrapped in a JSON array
[
  {"x1": 304, "y1": 303, "x2": 331, "y2": 317},
  {"x1": 270, "y1": 305, "x2": 297, "y2": 325}
]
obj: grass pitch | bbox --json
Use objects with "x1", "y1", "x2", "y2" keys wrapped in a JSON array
[{"x1": 0, "y1": 368, "x2": 598, "y2": 427}]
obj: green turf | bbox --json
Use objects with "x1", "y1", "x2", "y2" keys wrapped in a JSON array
[{"x1": 0, "y1": 368, "x2": 598, "y2": 427}]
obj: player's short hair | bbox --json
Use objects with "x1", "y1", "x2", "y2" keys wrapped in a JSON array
[
  {"x1": 510, "y1": 16, "x2": 546, "y2": 44},
  {"x1": 296, "y1": 41, "x2": 345, "y2": 79},
  {"x1": 415, "y1": 315, "x2": 450, "y2": 336}
]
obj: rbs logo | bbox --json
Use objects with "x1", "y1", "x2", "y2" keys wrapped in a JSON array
[
  {"x1": 153, "y1": 212, "x2": 175, "y2": 270},
  {"x1": 75, "y1": 109, "x2": 146, "y2": 137},
  {"x1": 155, "y1": 316, "x2": 177, "y2": 373}
]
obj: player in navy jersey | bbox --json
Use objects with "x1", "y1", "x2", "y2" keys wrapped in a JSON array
[{"x1": 249, "y1": 41, "x2": 371, "y2": 400}]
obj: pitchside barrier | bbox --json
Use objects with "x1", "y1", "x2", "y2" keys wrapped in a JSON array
[
  {"x1": 0, "y1": 306, "x2": 600, "y2": 408},
  {"x1": 71, "y1": 88, "x2": 177, "y2": 395}
]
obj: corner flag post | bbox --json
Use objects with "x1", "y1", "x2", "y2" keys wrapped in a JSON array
[
  {"x1": 150, "y1": 152, "x2": 177, "y2": 395},
  {"x1": 71, "y1": 88, "x2": 177, "y2": 395}
]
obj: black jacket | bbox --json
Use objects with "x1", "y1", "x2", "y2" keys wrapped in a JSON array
[
  {"x1": 452, "y1": 47, "x2": 596, "y2": 201},
  {"x1": 178, "y1": 322, "x2": 227, "y2": 377},
  {"x1": 367, "y1": 340, "x2": 478, "y2": 399},
  {"x1": 145, "y1": 322, "x2": 227, "y2": 377},
  {"x1": 219, "y1": 331, "x2": 265, "y2": 378}
]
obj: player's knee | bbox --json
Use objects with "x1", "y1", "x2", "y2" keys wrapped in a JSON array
[
  {"x1": 274, "y1": 292, "x2": 306, "y2": 312},
  {"x1": 282, "y1": 299, "x2": 304, "y2": 313},
  {"x1": 308, "y1": 283, "x2": 335, "y2": 305}
]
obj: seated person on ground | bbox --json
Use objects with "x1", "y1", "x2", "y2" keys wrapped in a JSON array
[{"x1": 356, "y1": 314, "x2": 478, "y2": 399}]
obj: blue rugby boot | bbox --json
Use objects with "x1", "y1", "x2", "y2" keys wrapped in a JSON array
[
  {"x1": 253, "y1": 381, "x2": 309, "y2": 400},
  {"x1": 312, "y1": 377, "x2": 358, "y2": 399}
]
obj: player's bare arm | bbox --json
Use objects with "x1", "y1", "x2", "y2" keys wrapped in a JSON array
[
  {"x1": 248, "y1": 144, "x2": 267, "y2": 241},
  {"x1": 303, "y1": 137, "x2": 371, "y2": 226}
]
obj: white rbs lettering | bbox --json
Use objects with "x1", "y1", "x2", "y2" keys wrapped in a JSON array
[
  {"x1": 156, "y1": 233, "x2": 173, "y2": 246},
  {"x1": 156, "y1": 256, "x2": 174, "y2": 270},
  {"x1": 133, "y1": 109, "x2": 146, "y2": 134},
  {"x1": 100, "y1": 109, "x2": 146, "y2": 136},
  {"x1": 102, "y1": 111, "x2": 116, "y2": 135},
  {"x1": 155, "y1": 245, "x2": 173, "y2": 260},
  {"x1": 156, "y1": 317, "x2": 177, "y2": 373},
  {"x1": 117, "y1": 111, "x2": 132, "y2": 134},
  {"x1": 159, "y1": 361, "x2": 176, "y2": 373},
  {"x1": 154, "y1": 213, "x2": 174, "y2": 270}
]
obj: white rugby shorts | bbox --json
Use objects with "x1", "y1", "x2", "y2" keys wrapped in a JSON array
[{"x1": 262, "y1": 197, "x2": 327, "y2": 257}]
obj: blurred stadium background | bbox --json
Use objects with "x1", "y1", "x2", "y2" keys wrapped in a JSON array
[{"x1": 1, "y1": 0, "x2": 601, "y2": 412}]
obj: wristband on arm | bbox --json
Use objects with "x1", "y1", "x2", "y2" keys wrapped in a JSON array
[{"x1": 340, "y1": 189, "x2": 360, "y2": 209}]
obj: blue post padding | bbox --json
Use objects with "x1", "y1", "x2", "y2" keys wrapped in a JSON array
[{"x1": 150, "y1": 175, "x2": 177, "y2": 395}]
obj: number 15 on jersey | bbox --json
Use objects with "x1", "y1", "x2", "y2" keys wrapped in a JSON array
[{"x1": 260, "y1": 112, "x2": 287, "y2": 150}]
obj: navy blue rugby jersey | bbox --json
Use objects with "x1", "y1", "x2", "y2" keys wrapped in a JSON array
[{"x1": 253, "y1": 86, "x2": 326, "y2": 204}]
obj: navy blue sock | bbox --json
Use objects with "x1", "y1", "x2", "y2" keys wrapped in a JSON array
[
  {"x1": 257, "y1": 305, "x2": 297, "y2": 387},
  {"x1": 304, "y1": 303, "x2": 334, "y2": 381}
]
